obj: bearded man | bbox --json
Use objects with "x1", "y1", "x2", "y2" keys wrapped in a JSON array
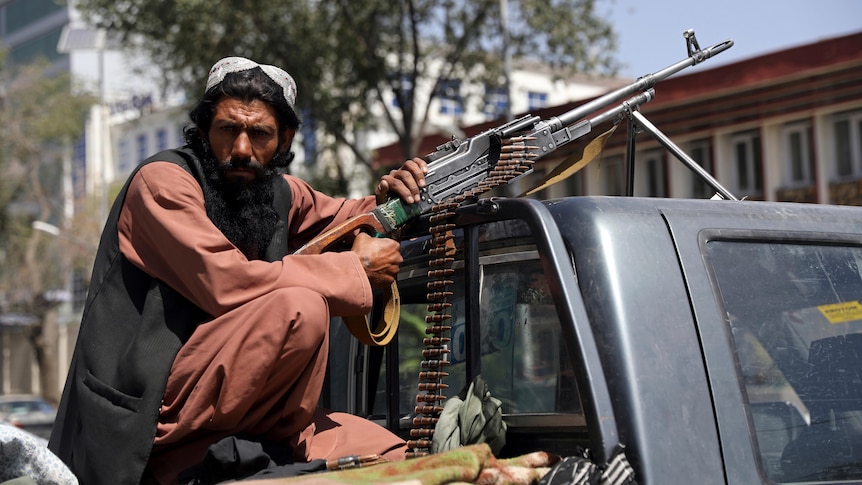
[{"x1": 49, "y1": 57, "x2": 427, "y2": 485}]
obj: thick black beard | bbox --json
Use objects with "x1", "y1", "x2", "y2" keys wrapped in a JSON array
[{"x1": 200, "y1": 153, "x2": 281, "y2": 260}]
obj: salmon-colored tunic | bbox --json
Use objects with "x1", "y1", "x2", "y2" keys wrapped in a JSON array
[{"x1": 118, "y1": 162, "x2": 406, "y2": 484}]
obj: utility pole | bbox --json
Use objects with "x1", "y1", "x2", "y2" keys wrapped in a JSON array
[{"x1": 501, "y1": 0, "x2": 513, "y2": 121}]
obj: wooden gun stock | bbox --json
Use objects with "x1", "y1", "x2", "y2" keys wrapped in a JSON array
[
  {"x1": 293, "y1": 212, "x2": 387, "y2": 256},
  {"x1": 294, "y1": 197, "x2": 422, "y2": 256}
]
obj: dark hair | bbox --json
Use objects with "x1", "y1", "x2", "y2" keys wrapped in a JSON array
[{"x1": 183, "y1": 67, "x2": 301, "y2": 163}]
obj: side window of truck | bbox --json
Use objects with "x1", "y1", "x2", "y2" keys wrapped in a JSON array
[
  {"x1": 473, "y1": 247, "x2": 581, "y2": 415},
  {"x1": 374, "y1": 219, "x2": 582, "y2": 428},
  {"x1": 706, "y1": 241, "x2": 862, "y2": 483}
]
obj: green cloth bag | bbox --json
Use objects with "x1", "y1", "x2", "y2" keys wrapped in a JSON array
[{"x1": 431, "y1": 375, "x2": 507, "y2": 455}]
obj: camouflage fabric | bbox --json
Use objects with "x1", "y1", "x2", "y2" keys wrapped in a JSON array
[{"x1": 242, "y1": 443, "x2": 556, "y2": 485}]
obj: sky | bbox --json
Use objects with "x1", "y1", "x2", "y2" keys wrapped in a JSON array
[{"x1": 604, "y1": 0, "x2": 862, "y2": 78}]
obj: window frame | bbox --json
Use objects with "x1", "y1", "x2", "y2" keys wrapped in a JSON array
[
  {"x1": 601, "y1": 155, "x2": 624, "y2": 195},
  {"x1": 639, "y1": 149, "x2": 667, "y2": 197},
  {"x1": 688, "y1": 139, "x2": 714, "y2": 199},
  {"x1": 730, "y1": 130, "x2": 764, "y2": 197},
  {"x1": 483, "y1": 85, "x2": 509, "y2": 121},
  {"x1": 136, "y1": 133, "x2": 149, "y2": 165},
  {"x1": 781, "y1": 121, "x2": 814, "y2": 187},
  {"x1": 832, "y1": 110, "x2": 862, "y2": 180},
  {"x1": 527, "y1": 91, "x2": 548, "y2": 111},
  {"x1": 156, "y1": 128, "x2": 169, "y2": 152}
]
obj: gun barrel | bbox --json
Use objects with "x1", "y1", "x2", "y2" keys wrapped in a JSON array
[
  {"x1": 552, "y1": 36, "x2": 732, "y2": 130},
  {"x1": 649, "y1": 39, "x2": 733, "y2": 83}
]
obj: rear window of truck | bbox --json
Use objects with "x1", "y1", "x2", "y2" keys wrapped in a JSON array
[
  {"x1": 706, "y1": 241, "x2": 862, "y2": 483},
  {"x1": 376, "y1": 219, "x2": 583, "y2": 428}
]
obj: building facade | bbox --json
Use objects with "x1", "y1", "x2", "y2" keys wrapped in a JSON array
[{"x1": 590, "y1": 30, "x2": 862, "y2": 205}]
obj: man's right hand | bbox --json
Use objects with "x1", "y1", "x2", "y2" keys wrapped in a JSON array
[{"x1": 351, "y1": 232, "x2": 403, "y2": 289}]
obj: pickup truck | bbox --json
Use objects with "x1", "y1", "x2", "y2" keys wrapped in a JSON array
[{"x1": 322, "y1": 194, "x2": 862, "y2": 484}]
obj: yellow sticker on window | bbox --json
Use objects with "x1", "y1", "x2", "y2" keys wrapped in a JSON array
[{"x1": 817, "y1": 301, "x2": 862, "y2": 324}]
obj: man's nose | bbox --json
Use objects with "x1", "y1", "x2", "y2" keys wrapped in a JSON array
[{"x1": 231, "y1": 132, "x2": 252, "y2": 158}]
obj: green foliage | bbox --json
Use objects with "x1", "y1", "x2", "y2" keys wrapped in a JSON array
[
  {"x1": 516, "y1": 0, "x2": 618, "y2": 73},
  {"x1": 2, "y1": 63, "x2": 93, "y2": 152},
  {"x1": 0, "y1": 54, "x2": 99, "y2": 402},
  {"x1": 0, "y1": 59, "x2": 96, "y2": 309},
  {"x1": 0, "y1": 61, "x2": 95, "y2": 208},
  {"x1": 73, "y1": 0, "x2": 617, "y2": 179}
]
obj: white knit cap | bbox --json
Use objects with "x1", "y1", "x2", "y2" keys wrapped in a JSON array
[{"x1": 205, "y1": 56, "x2": 297, "y2": 113}]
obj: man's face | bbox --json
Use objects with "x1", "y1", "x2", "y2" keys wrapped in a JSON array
[{"x1": 207, "y1": 97, "x2": 295, "y2": 184}]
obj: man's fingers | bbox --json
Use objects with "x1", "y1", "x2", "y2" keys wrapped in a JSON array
[
  {"x1": 376, "y1": 157, "x2": 429, "y2": 205},
  {"x1": 376, "y1": 179, "x2": 389, "y2": 195},
  {"x1": 390, "y1": 158, "x2": 428, "y2": 202},
  {"x1": 403, "y1": 157, "x2": 428, "y2": 187}
]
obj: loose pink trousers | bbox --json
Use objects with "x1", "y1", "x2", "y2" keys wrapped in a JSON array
[{"x1": 146, "y1": 287, "x2": 406, "y2": 484}]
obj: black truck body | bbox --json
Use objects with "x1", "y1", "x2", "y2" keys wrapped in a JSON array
[{"x1": 324, "y1": 195, "x2": 862, "y2": 484}]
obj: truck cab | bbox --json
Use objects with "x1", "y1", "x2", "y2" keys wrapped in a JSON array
[{"x1": 324, "y1": 195, "x2": 862, "y2": 484}]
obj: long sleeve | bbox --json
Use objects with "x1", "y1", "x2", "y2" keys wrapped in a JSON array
[{"x1": 118, "y1": 161, "x2": 377, "y2": 318}]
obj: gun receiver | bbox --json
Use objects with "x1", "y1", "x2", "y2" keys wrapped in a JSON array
[{"x1": 295, "y1": 29, "x2": 732, "y2": 256}]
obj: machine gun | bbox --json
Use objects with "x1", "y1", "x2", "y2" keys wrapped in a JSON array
[
  {"x1": 295, "y1": 27, "x2": 733, "y2": 353},
  {"x1": 296, "y1": 29, "x2": 734, "y2": 257}
]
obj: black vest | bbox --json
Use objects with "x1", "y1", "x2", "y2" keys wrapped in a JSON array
[{"x1": 48, "y1": 148, "x2": 293, "y2": 484}]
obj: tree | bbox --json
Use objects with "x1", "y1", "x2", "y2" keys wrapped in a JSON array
[
  {"x1": 0, "y1": 57, "x2": 96, "y2": 403},
  {"x1": 73, "y1": 0, "x2": 618, "y2": 186}
]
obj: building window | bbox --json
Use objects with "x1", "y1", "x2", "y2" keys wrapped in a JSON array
[
  {"x1": 782, "y1": 122, "x2": 813, "y2": 187},
  {"x1": 731, "y1": 130, "x2": 763, "y2": 197},
  {"x1": 137, "y1": 134, "x2": 149, "y2": 164},
  {"x1": 689, "y1": 139, "x2": 714, "y2": 199},
  {"x1": 833, "y1": 111, "x2": 862, "y2": 180},
  {"x1": 438, "y1": 79, "x2": 463, "y2": 117},
  {"x1": 118, "y1": 139, "x2": 131, "y2": 174},
  {"x1": 640, "y1": 150, "x2": 666, "y2": 197},
  {"x1": 484, "y1": 86, "x2": 508, "y2": 120},
  {"x1": 528, "y1": 91, "x2": 548, "y2": 111},
  {"x1": 602, "y1": 156, "x2": 623, "y2": 196},
  {"x1": 565, "y1": 171, "x2": 584, "y2": 197},
  {"x1": 156, "y1": 128, "x2": 169, "y2": 152}
]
